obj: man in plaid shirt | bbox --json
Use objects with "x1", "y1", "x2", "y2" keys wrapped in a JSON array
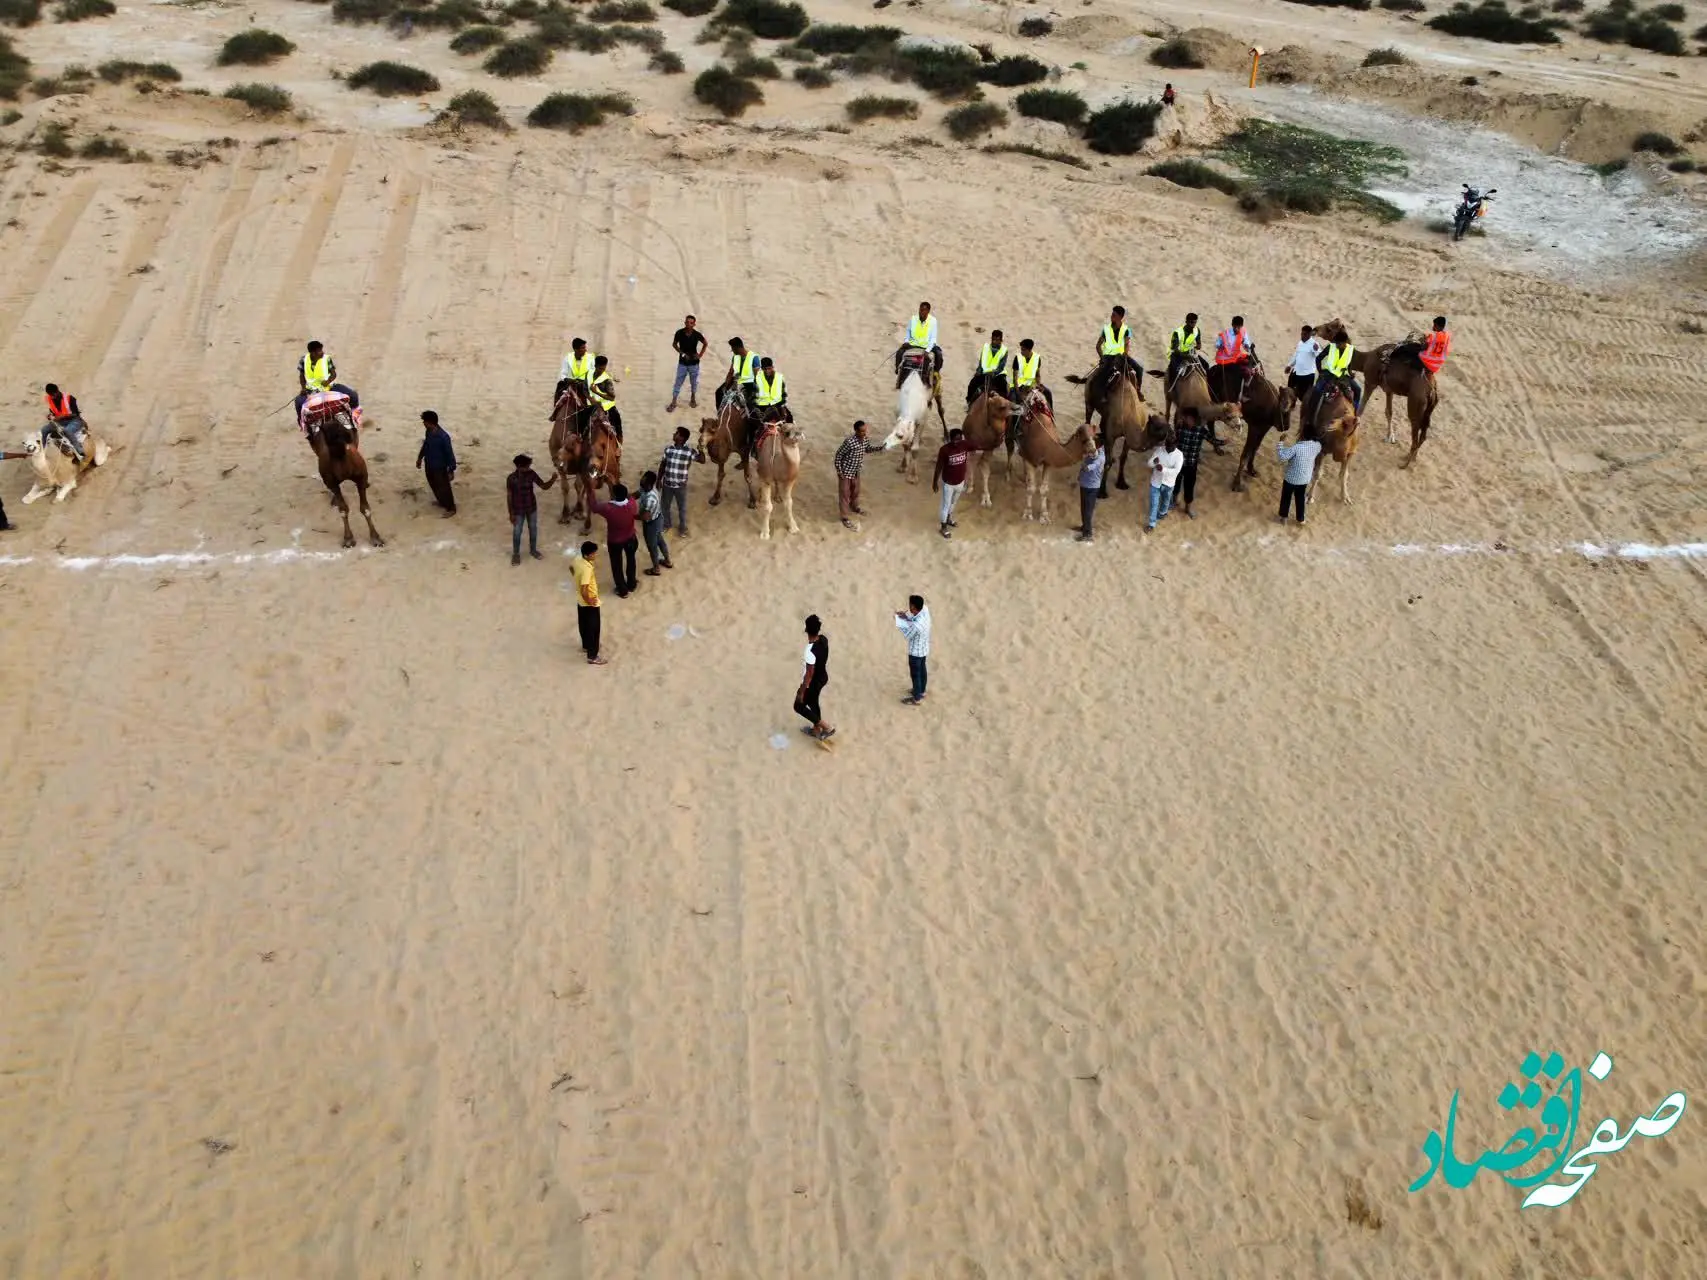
[
  {"x1": 656, "y1": 426, "x2": 703, "y2": 536},
  {"x1": 833, "y1": 420, "x2": 887, "y2": 529}
]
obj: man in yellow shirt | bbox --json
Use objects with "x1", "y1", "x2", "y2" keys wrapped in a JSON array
[{"x1": 573, "y1": 540, "x2": 607, "y2": 666}]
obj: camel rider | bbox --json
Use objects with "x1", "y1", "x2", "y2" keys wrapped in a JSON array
[
  {"x1": 1211, "y1": 315, "x2": 1256, "y2": 398},
  {"x1": 749, "y1": 357, "x2": 791, "y2": 459},
  {"x1": 1167, "y1": 313, "x2": 1202, "y2": 389},
  {"x1": 556, "y1": 337, "x2": 596, "y2": 406},
  {"x1": 1391, "y1": 315, "x2": 1451, "y2": 380},
  {"x1": 41, "y1": 383, "x2": 88, "y2": 462},
  {"x1": 965, "y1": 329, "x2": 1010, "y2": 406},
  {"x1": 1088, "y1": 305, "x2": 1142, "y2": 419},
  {"x1": 295, "y1": 341, "x2": 359, "y2": 420},
  {"x1": 1311, "y1": 329, "x2": 1361, "y2": 419},
  {"x1": 894, "y1": 301, "x2": 942, "y2": 388},
  {"x1": 588, "y1": 355, "x2": 623, "y2": 440},
  {"x1": 720, "y1": 337, "x2": 758, "y2": 413},
  {"x1": 1010, "y1": 339, "x2": 1053, "y2": 413}
]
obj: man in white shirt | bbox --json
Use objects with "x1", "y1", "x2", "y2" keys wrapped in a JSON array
[
  {"x1": 1287, "y1": 325, "x2": 1323, "y2": 402},
  {"x1": 1146, "y1": 432, "x2": 1185, "y2": 532},
  {"x1": 895, "y1": 594, "x2": 932, "y2": 705},
  {"x1": 894, "y1": 301, "x2": 943, "y2": 387}
]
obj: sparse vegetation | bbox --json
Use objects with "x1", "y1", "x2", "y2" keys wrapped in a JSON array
[
  {"x1": 348, "y1": 61, "x2": 440, "y2": 95},
  {"x1": 1362, "y1": 46, "x2": 1410, "y2": 65},
  {"x1": 37, "y1": 119, "x2": 70, "y2": 155},
  {"x1": 792, "y1": 63, "x2": 832, "y2": 87},
  {"x1": 794, "y1": 22, "x2": 899, "y2": 53},
  {"x1": 1279, "y1": 0, "x2": 1370, "y2": 7},
  {"x1": 450, "y1": 24, "x2": 507, "y2": 53},
  {"x1": 1552, "y1": 0, "x2": 1584, "y2": 8},
  {"x1": 943, "y1": 99, "x2": 1005, "y2": 141},
  {"x1": 223, "y1": 81, "x2": 293, "y2": 113},
  {"x1": 78, "y1": 133, "x2": 144, "y2": 160},
  {"x1": 1083, "y1": 98, "x2": 1162, "y2": 155},
  {"x1": 846, "y1": 92, "x2": 916, "y2": 121},
  {"x1": 660, "y1": 0, "x2": 716, "y2": 13},
  {"x1": 386, "y1": 0, "x2": 484, "y2": 29},
  {"x1": 53, "y1": 0, "x2": 115, "y2": 20},
  {"x1": 1380, "y1": 0, "x2": 1428, "y2": 9},
  {"x1": 589, "y1": 0, "x2": 653, "y2": 19},
  {"x1": 1634, "y1": 129, "x2": 1681, "y2": 153},
  {"x1": 332, "y1": 0, "x2": 394, "y2": 21},
  {"x1": 1695, "y1": 19, "x2": 1707, "y2": 40},
  {"x1": 714, "y1": 0, "x2": 808, "y2": 39},
  {"x1": 1, "y1": 106, "x2": 19, "y2": 122},
  {"x1": 1668, "y1": 156, "x2": 1697, "y2": 171},
  {"x1": 692, "y1": 64, "x2": 763, "y2": 116},
  {"x1": 1149, "y1": 37, "x2": 1204, "y2": 68},
  {"x1": 979, "y1": 54, "x2": 1048, "y2": 86},
  {"x1": 894, "y1": 44, "x2": 981, "y2": 98},
  {"x1": 1147, "y1": 157, "x2": 1244, "y2": 194},
  {"x1": 1017, "y1": 16, "x2": 1052, "y2": 36},
  {"x1": 731, "y1": 53, "x2": 781, "y2": 78},
  {"x1": 218, "y1": 28, "x2": 296, "y2": 66},
  {"x1": 438, "y1": 87, "x2": 508, "y2": 127},
  {"x1": 1430, "y1": 0, "x2": 1561, "y2": 41},
  {"x1": 983, "y1": 141, "x2": 1089, "y2": 168},
  {"x1": 1015, "y1": 86, "x2": 1086, "y2": 125},
  {"x1": 527, "y1": 89, "x2": 634, "y2": 130},
  {"x1": 1649, "y1": 1, "x2": 1684, "y2": 18},
  {"x1": 0, "y1": 32, "x2": 27, "y2": 99},
  {"x1": 98, "y1": 59, "x2": 182, "y2": 83},
  {"x1": 0, "y1": 0, "x2": 42, "y2": 26},
  {"x1": 1218, "y1": 119, "x2": 1406, "y2": 220},
  {"x1": 1582, "y1": 2, "x2": 1686, "y2": 53},
  {"x1": 485, "y1": 36, "x2": 552, "y2": 75},
  {"x1": 1591, "y1": 156, "x2": 1629, "y2": 175},
  {"x1": 649, "y1": 49, "x2": 685, "y2": 72}
]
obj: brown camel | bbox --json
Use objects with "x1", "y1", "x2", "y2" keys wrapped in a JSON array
[
  {"x1": 697, "y1": 393, "x2": 757, "y2": 509},
  {"x1": 1015, "y1": 397, "x2": 1096, "y2": 524},
  {"x1": 1314, "y1": 318, "x2": 1441, "y2": 467},
  {"x1": 1088, "y1": 370, "x2": 1166, "y2": 497},
  {"x1": 1163, "y1": 358, "x2": 1244, "y2": 431},
  {"x1": 548, "y1": 381, "x2": 595, "y2": 526},
  {"x1": 1230, "y1": 376, "x2": 1298, "y2": 493},
  {"x1": 748, "y1": 412, "x2": 803, "y2": 540},
  {"x1": 308, "y1": 415, "x2": 384, "y2": 548},
  {"x1": 961, "y1": 390, "x2": 1014, "y2": 509},
  {"x1": 1304, "y1": 386, "x2": 1361, "y2": 507}
]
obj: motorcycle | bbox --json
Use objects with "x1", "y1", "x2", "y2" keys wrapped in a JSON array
[{"x1": 1452, "y1": 184, "x2": 1495, "y2": 241}]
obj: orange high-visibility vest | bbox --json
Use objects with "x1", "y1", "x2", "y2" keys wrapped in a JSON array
[
  {"x1": 1215, "y1": 328, "x2": 1246, "y2": 365},
  {"x1": 44, "y1": 391, "x2": 75, "y2": 419},
  {"x1": 1420, "y1": 330, "x2": 1451, "y2": 374}
]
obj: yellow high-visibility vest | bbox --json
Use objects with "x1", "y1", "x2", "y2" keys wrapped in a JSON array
[
  {"x1": 907, "y1": 316, "x2": 933, "y2": 347},
  {"x1": 302, "y1": 354, "x2": 331, "y2": 391},
  {"x1": 1323, "y1": 343, "x2": 1354, "y2": 377},
  {"x1": 979, "y1": 344, "x2": 1008, "y2": 374},
  {"x1": 729, "y1": 351, "x2": 756, "y2": 384},
  {"x1": 753, "y1": 369, "x2": 785, "y2": 407},
  {"x1": 1100, "y1": 323, "x2": 1130, "y2": 356},
  {"x1": 589, "y1": 373, "x2": 616, "y2": 411},
  {"x1": 567, "y1": 352, "x2": 596, "y2": 384},
  {"x1": 1171, "y1": 326, "x2": 1199, "y2": 355},
  {"x1": 1013, "y1": 353, "x2": 1040, "y2": 386}
]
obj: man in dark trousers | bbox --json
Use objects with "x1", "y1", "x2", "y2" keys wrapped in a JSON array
[
  {"x1": 415, "y1": 410, "x2": 457, "y2": 516},
  {"x1": 667, "y1": 314, "x2": 709, "y2": 412},
  {"x1": 573, "y1": 541, "x2": 606, "y2": 665},
  {"x1": 0, "y1": 445, "x2": 31, "y2": 530}
]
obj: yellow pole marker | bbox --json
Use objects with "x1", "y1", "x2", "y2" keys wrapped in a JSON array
[{"x1": 1249, "y1": 46, "x2": 1263, "y2": 88}]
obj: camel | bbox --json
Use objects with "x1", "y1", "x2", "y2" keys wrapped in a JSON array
[
  {"x1": 1013, "y1": 394, "x2": 1096, "y2": 524},
  {"x1": 882, "y1": 347, "x2": 946, "y2": 483},
  {"x1": 697, "y1": 392, "x2": 756, "y2": 508},
  {"x1": 306, "y1": 415, "x2": 384, "y2": 548},
  {"x1": 21, "y1": 429, "x2": 112, "y2": 503},
  {"x1": 1314, "y1": 318, "x2": 1440, "y2": 467},
  {"x1": 549, "y1": 385, "x2": 622, "y2": 533},
  {"x1": 1162, "y1": 358, "x2": 1244, "y2": 431},
  {"x1": 1304, "y1": 386, "x2": 1361, "y2": 507},
  {"x1": 1229, "y1": 375, "x2": 1298, "y2": 493},
  {"x1": 748, "y1": 413, "x2": 803, "y2": 540},
  {"x1": 960, "y1": 390, "x2": 1015, "y2": 508},
  {"x1": 1072, "y1": 367, "x2": 1165, "y2": 497}
]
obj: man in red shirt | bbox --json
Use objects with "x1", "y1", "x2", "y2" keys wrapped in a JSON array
[
  {"x1": 931, "y1": 427, "x2": 972, "y2": 539},
  {"x1": 591, "y1": 482, "x2": 641, "y2": 597}
]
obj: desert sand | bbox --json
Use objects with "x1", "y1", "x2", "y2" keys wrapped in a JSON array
[{"x1": 2, "y1": 0, "x2": 1706, "y2": 1275}]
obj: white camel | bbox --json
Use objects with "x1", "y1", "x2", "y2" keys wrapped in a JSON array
[
  {"x1": 882, "y1": 348, "x2": 945, "y2": 483},
  {"x1": 21, "y1": 429, "x2": 112, "y2": 503}
]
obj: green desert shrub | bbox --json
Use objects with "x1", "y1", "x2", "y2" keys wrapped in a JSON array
[
  {"x1": 896, "y1": 44, "x2": 981, "y2": 98},
  {"x1": 1017, "y1": 16, "x2": 1051, "y2": 35},
  {"x1": 37, "y1": 119, "x2": 71, "y2": 154},
  {"x1": 98, "y1": 59, "x2": 181, "y2": 82},
  {"x1": 1014, "y1": 86, "x2": 1085, "y2": 125},
  {"x1": 0, "y1": 32, "x2": 28, "y2": 99},
  {"x1": 218, "y1": 29, "x2": 296, "y2": 66},
  {"x1": 438, "y1": 87, "x2": 508, "y2": 126},
  {"x1": 223, "y1": 82, "x2": 293, "y2": 113},
  {"x1": 1380, "y1": 0, "x2": 1427, "y2": 9},
  {"x1": 0, "y1": 0, "x2": 41, "y2": 25},
  {"x1": 979, "y1": 53, "x2": 1048, "y2": 86},
  {"x1": 1217, "y1": 118, "x2": 1406, "y2": 221},
  {"x1": 716, "y1": 0, "x2": 807, "y2": 39},
  {"x1": 1633, "y1": 129, "x2": 1681, "y2": 153},
  {"x1": 53, "y1": 0, "x2": 115, "y2": 20},
  {"x1": 660, "y1": 0, "x2": 716, "y2": 13},
  {"x1": 1146, "y1": 157, "x2": 1243, "y2": 194},
  {"x1": 450, "y1": 24, "x2": 507, "y2": 52},
  {"x1": 1666, "y1": 156, "x2": 1696, "y2": 171},
  {"x1": 527, "y1": 89, "x2": 634, "y2": 129},
  {"x1": 794, "y1": 22, "x2": 898, "y2": 53},
  {"x1": 649, "y1": 49, "x2": 685, "y2": 72},
  {"x1": 1582, "y1": 4, "x2": 1686, "y2": 52},
  {"x1": 731, "y1": 53, "x2": 780, "y2": 78},
  {"x1": 1428, "y1": 0, "x2": 1562, "y2": 41},
  {"x1": 485, "y1": 36, "x2": 552, "y2": 74},
  {"x1": 1362, "y1": 46, "x2": 1410, "y2": 65},
  {"x1": 589, "y1": 0, "x2": 653, "y2": 18},
  {"x1": 332, "y1": 0, "x2": 397, "y2": 22},
  {"x1": 692, "y1": 64, "x2": 763, "y2": 116},
  {"x1": 846, "y1": 92, "x2": 916, "y2": 121},
  {"x1": 792, "y1": 63, "x2": 832, "y2": 87},
  {"x1": 943, "y1": 99, "x2": 1005, "y2": 141},
  {"x1": 1083, "y1": 98, "x2": 1162, "y2": 155},
  {"x1": 1149, "y1": 37, "x2": 1203, "y2": 68},
  {"x1": 347, "y1": 61, "x2": 441, "y2": 95}
]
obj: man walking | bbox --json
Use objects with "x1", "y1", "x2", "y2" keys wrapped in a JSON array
[
  {"x1": 895, "y1": 594, "x2": 932, "y2": 706},
  {"x1": 573, "y1": 541, "x2": 607, "y2": 665},
  {"x1": 931, "y1": 427, "x2": 971, "y2": 539},
  {"x1": 1146, "y1": 430, "x2": 1184, "y2": 531},
  {"x1": 833, "y1": 420, "x2": 886, "y2": 530},
  {"x1": 666, "y1": 314, "x2": 709, "y2": 412},
  {"x1": 795, "y1": 614, "x2": 833, "y2": 740},
  {"x1": 1074, "y1": 431, "x2": 1105, "y2": 543},
  {"x1": 507, "y1": 453, "x2": 555, "y2": 565},
  {"x1": 415, "y1": 410, "x2": 457, "y2": 516},
  {"x1": 657, "y1": 425, "x2": 703, "y2": 536},
  {"x1": 637, "y1": 471, "x2": 672, "y2": 576},
  {"x1": 1172, "y1": 406, "x2": 1210, "y2": 520},
  {"x1": 591, "y1": 482, "x2": 641, "y2": 597}
]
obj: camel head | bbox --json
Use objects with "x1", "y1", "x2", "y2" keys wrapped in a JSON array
[
  {"x1": 881, "y1": 416, "x2": 917, "y2": 454},
  {"x1": 1314, "y1": 317, "x2": 1345, "y2": 341},
  {"x1": 321, "y1": 417, "x2": 354, "y2": 460},
  {"x1": 21, "y1": 434, "x2": 41, "y2": 456},
  {"x1": 587, "y1": 417, "x2": 621, "y2": 484}
]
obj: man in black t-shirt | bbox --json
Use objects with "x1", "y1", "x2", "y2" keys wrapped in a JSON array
[{"x1": 666, "y1": 314, "x2": 709, "y2": 412}]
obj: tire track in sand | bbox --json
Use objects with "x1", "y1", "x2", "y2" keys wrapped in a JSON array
[
  {"x1": 262, "y1": 136, "x2": 357, "y2": 341},
  {"x1": 0, "y1": 178, "x2": 97, "y2": 357}
]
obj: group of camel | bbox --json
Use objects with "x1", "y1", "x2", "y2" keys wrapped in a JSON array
[
  {"x1": 292, "y1": 318, "x2": 1438, "y2": 547},
  {"x1": 884, "y1": 318, "x2": 1442, "y2": 523}
]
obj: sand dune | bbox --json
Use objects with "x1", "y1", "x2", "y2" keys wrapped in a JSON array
[{"x1": 2, "y1": 1, "x2": 1706, "y2": 1276}]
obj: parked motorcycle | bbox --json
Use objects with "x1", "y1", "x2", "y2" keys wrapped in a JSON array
[{"x1": 1452, "y1": 185, "x2": 1496, "y2": 241}]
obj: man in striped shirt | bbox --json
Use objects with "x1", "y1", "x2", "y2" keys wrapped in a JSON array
[
  {"x1": 895, "y1": 594, "x2": 932, "y2": 705},
  {"x1": 833, "y1": 420, "x2": 888, "y2": 529},
  {"x1": 656, "y1": 426, "x2": 703, "y2": 536}
]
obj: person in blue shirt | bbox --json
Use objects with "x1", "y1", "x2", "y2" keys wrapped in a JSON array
[{"x1": 415, "y1": 410, "x2": 458, "y2": 516}]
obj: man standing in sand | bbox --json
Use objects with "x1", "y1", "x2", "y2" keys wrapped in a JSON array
[
  {"x1": 1074, "y1": 431, "x2": 1105, "y2": 544},
  {"x1": 895, "y1": 594, "x2": 932, "y2": 706},
  {"x1": 795, "y1": 614, "x2": 833, "y2": 740},
  {"x1": 415, "y1": 410, "x2": 457, "y2": 516},
  {"x1": 507, "y1": 452, "x2": 555, "y2": 565},
  {"x1": 657, "y1": 426, "x2": 703, "y2": 537},
  {"x1": 932, "y1": 427, "x2": 971, "y2": 539},
  {"x1": 666, "y1": 314, "x2": 708, "y2": 412},
  {"x1": 573, "y1": 541, "x2": 607, "y2": 665},
  {"x1": 834, "y1": 420, "x2": 886, "y2": 530}
]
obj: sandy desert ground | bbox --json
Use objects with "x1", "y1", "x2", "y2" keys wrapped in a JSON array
[{"x1": 1, "y1": 0, "x2": 1706, "y2": 1275}]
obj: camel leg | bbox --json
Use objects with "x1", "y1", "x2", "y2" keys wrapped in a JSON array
[
  {"x1": 744, "y1": 459, "x2": 758, "y2": 511},
  {"x1": 979, "y1": 453, "x2": 993, "y2": 508},
  {"x1": 758, "y1": 482, "x2": 773, "y2": 540},
  {"x1": 54, "y1": 480, "x2": 76, "y2": 502},
  {"x1": 22, "y1": 481, "x2": 51, "y2": 504},
  {"x1": 558, "y1": 467, "x2": 574, "y2": 523},
  {"x1": 1114, "y1": 440, "x2": 1132, "y2": 492},
  {"x1": 783, "y1": 479, "x2": 799, "y2": 534},
  {"x1": 357, "y1": 479, "x2": 385, "y2": 546},
  {"x1": 906, "y1": 441, "x2": 919, "y2": 484},
  {"x1": 1307, "y1": 458, "x2": 1322, "y2": 505},
  {"x1": 1038, "y1": 469, "x2": 1051, "y2": 525},
  {"x1": 579, "y1": 474, "x2": 594, "y2": 535},
  {"x1": 1023, "y1": 464, "x2": 1036, "y2": 521},
  {"x1": 709, "y1": 460, "x2": 725, "y2": 506},
  {"x1": 1341, "y1": 455, "x2": 1354, "y2": 506},
  {"x1": 331, "y1": 484, "x2": 356, "y2": 548}
]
